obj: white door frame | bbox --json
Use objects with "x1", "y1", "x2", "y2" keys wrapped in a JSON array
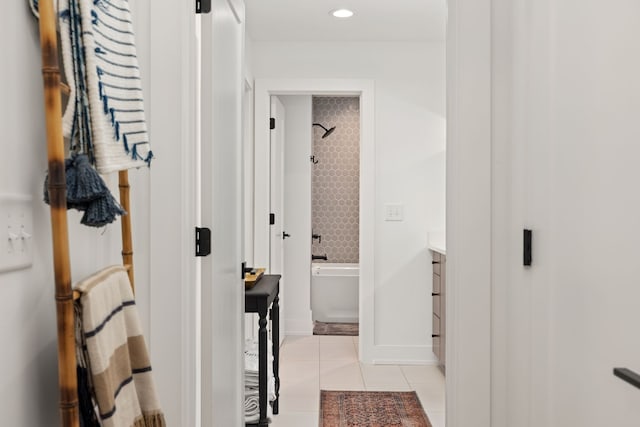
[
  {"x1": 148, "y1": 1, "x2": 200, "y2": 426},
  {"x1": 254, "y1": 79, "x2": 376, "y2": 362},
  {"x1": 445, "y1": 0, "x2": 492, "y2": 426}
]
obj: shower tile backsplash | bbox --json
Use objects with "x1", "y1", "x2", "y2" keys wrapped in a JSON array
[{"x1": 312, "y1": 97, "x2": 360, "y2": 263}]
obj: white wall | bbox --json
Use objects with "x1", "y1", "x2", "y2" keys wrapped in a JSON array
[
  {"x1": 490, "y1": 1, "x2": 640, "y2": 426},
  {"x1": 0, "y1": 2, "x2": 151, "y2": 425},
  {"x1": 243, "y1": 37, "x2": 257, "y2": 340},
  {"x1": 243, "y1": 37, "x2": 255, "y2": 268},
  {"x1": 250, "y1": 42, "x2": 446, "y2": 361},
  {"x1": 445, "y1": 0, "x2": 492, "y2": 425},
  {"x1": 280, "y1": 95, "x2": 313, "y2": 335},
  {"x1": 127, "y1": 0, "x2": 152, "y2": 345}
]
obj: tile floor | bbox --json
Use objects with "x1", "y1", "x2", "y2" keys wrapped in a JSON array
[{"x1": 270, "y1": 335, "x2": 445, "y2": 427}]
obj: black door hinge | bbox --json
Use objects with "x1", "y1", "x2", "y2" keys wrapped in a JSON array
[
  {"x1": 523, "y1": 229, "x2": 532, "y2": 266},
  {"x1": 270, "y1": 213, "x2": 275, "y2": 225},
  {"x1": 270, "y1": 118, "x2": 276, "y2": 130},
  {"x1": 196, "y1": 227, "x2": 211, "y2": 257},
  {"x1": 196, "y1": 0, "x2": 211, "y2": 14}
]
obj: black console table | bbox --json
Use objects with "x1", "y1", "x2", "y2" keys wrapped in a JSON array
[{"x1": 245, "y1": 274, "x2": 281, "y2": 426}]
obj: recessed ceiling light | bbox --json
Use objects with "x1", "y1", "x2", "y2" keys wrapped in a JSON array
[{"x1": 331, "y1": 9, "x2": 354, "y2": 19}]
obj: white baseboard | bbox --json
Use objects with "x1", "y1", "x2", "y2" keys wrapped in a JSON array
[
  {"x1": 369, "y1": 344, "x2": 437, "y2": 365},
  {"x1": 284, "y1": 318, "x2": 313, "y2": 336}
]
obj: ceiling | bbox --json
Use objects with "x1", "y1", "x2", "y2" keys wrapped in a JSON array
[{"x1": 245, "y1": 0, "x2": 447, "y2": 43}]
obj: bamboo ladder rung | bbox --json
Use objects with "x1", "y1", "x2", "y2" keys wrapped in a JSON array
[{"x1": 72, "y1": 265, "x2": 133, "y2": 301}]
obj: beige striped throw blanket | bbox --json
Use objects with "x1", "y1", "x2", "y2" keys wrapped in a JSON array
[{"x1": 75, "y1": 266, "x2": 166, "y2": 427}]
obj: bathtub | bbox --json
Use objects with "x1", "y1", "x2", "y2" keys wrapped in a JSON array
[{"x1": 311, "y1": 263, "x2": 359, "y2": 323}]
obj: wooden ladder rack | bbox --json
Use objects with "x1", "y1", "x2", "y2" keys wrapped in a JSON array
[{"x1": 37, "y1": 1, "x2": 136, "y2": 425}]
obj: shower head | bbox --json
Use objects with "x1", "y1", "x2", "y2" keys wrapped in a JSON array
[
  {"x1": 313, "y1": 123, "x2": 336, "y2": 139},
  {"x1": 323, "y1": 126, "x2": 336, "y2": 138}
]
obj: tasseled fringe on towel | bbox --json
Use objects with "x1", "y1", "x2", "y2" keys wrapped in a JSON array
[
  {"x1": 96, "y1": 59, "x2": 153, "y2": 168},
  {"x1": 133, "y1": 412, "x2": 167, "y2": 427},
  {"x1": 61, "y1": 2, "x2": 153, "y2": 172},
  {"x1": 130, "y1": 143, "x2": 153, "y2": 166}
]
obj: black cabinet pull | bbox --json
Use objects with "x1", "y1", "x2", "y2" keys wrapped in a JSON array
[
  {"x1": 614, "y1": 368, "x2": 640, "y2": 390},
  {"x1": 432, "y1": 292, "x2": 439, "y2": 296},
  {"x1": 432, "y1": 261, "x2": 440, "y2": 264},
  {"x1": 432, "y1": 334, "x2": 440, "y2": 338}
]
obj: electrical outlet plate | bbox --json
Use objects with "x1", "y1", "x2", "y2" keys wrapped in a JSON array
[{"x1": 0, "y1": 195, "x2": 34, "y2": 273}]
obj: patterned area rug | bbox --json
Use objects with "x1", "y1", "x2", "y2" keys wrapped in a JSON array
[
  {"x1": 320, "y1": 390, "x2": 432, "y2": 427},
  {"x1": 313, "y1": 322, "x2": 359, "y2": 336}
]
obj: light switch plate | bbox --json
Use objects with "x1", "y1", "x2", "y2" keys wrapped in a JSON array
[
  {"x1": 384, "y1": 203, "x2": 404, "y2": 221},
  {"x1": 0, "y1": 195, "x2": 34, "y2": 273}
]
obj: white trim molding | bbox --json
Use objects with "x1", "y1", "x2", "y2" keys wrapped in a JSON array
[
  {"x1": 370, "y1": 345, "x2": 437, "y2": 366},
  {"x1": 253, "y1": 78, "x2": 376, "y2": 363},
  {"x1": 446, "y1": 0, "x2": 492, "y2": 427},
  {"x1": 283, "y1": 318, "x2": 313, "y2": 336}
]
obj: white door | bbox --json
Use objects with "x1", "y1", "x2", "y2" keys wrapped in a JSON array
[
  {"x1": 281, "y1": 96, "x2": 313, "y2": 336},
  {"x1": 200, "y1": 0, "x2": 245, "y2": 425},
  {"x1": 505, "y1": 1, "x2": 640, "y2": 425},
  {"x1": 270, "y1": 96, "x2": 286, "y2": 346}
]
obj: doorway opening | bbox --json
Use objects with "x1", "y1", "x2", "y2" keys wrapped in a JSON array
[
  {"x1": 309, "y1": 96, "x2": 361, "y2": 337},
  {"x1": 251, "y1": 71, "x2": 447, "y2": 424},
  {"x1": 267, "y1": 94, "x2": 362, "y2": 342},
  {"x1": 252, "y1": 79, "x2": 375, "y2": 362}
]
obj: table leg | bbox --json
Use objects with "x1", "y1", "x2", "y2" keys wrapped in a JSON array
[
  {"x1": 271, "y1": 295, "x2": 280, "y2": 414},
  {"x1": 258, "y1": 311, "x2": 268, "y2": 427}
]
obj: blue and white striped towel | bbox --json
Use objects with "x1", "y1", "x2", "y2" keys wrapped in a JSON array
[{"x1": 33, "y1": 0, "x2": 152, "y2": 174}]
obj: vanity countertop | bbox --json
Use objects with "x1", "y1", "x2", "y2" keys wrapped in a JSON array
[{"x1": 428, "y1": 232, "x2": 446, "y2": 255}]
